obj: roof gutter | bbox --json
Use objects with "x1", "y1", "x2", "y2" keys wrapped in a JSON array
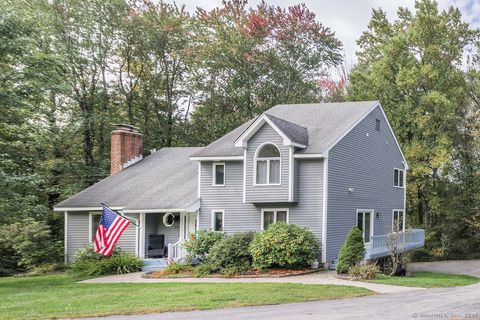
[
  {"x1": 53, "y1": 206, "x2": 124, "y2": 212},
  {"x1": 190, "y1": 156, "x2": 244, "y2": 161}
]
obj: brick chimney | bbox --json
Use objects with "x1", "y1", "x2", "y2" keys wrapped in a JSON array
[{"x1": 110, "y1": 124, "x2": 143, "y2": 175}]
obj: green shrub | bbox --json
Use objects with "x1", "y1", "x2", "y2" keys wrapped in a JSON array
[
  {"x1": 70, "y1": 243, "x2": 143, "y2": 277},
  {"x1": 348, "y1": 263, "x2": 379, "y2": 280},
  {"x1": 249, "y1": 222, "x2": 318, "y2": 270},
  {"x1": 208, "y1": 232, "x2": 255, "y2": 274},
  {"x1": 336, "y1": 227, "x2": 366, "y2": 274},
  {"x1": 163, "y1": 261, "x2": 192, "y2": 275},
  {"x1": 183, "y1": 230, "x2": 225, "y2": 259},
  {"x1": 193, "y1": 262, "x2": 217, "y2": 277},
  {"x1": 0, "y1": 218, "x2": 63, "y2": 275}
]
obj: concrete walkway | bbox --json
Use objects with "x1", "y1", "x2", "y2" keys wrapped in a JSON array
[
  {"x1": 81, "y1": 270, "x2": 423, "y2": 294},
  {"x1": 408, "y1": 259, "x2": 480, "y2": 277},
  {"x1": 79, "y1": 282, "x2": 480, "y2": 320}
]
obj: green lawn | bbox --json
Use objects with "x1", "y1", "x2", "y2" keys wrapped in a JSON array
[
  {"x1": 0, "y1": 274, "x2": 372, "y2": 320},
  {"x1": 369, "y1": 272, "x2": 480, "y2": 288}
]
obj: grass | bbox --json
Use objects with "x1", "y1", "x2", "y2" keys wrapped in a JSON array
[
  {"x1": 0, "y1": 274, "x2": 372, "y2": 320},
  {"x1": 369, "y1": 272, "x2": 480, "y2": 288}
]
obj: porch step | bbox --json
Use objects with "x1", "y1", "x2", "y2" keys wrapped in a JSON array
[{"x1": 142, "y1": 258, "x2": 169, "y2": 272}]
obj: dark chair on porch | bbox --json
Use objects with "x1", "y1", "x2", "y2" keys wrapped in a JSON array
[{"x1": 147, "y1": 235, "x2": 166, "y2": 258}]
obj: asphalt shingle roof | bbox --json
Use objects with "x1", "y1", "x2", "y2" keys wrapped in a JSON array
[
  {"x1": 191, "y1": 101, "x2": 379, "y2": 157},
  {"x1": 54, "y1": 147, "x2": 201, "y2": 210},
  {"x1": 56, "y1": 101, "x2": 380, "y2": 209},
  {"x1": 264, "y1": 114, "x2": 309, "y2": 146}
]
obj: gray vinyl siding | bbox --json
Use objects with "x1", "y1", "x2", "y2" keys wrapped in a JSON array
[
  {"x1": 66, "y1": 212, "x2": 89, "y2": 263},
  {"x1": 326, "y1": 106, "x2": 405, "y2": 263},
  {"x1": 116, "y1": 213, "x2": 138, "y2": 255},
  {"x1": 289, "y1": 159, "x2": 324, "y2": 245},
  {"x1": 245, "y1": 123, "x2": 290, "y2": 203},
  {"x1": 156, "y1": 213, "x2": 180, "y2": 246},
  {"x1": 65, "y1": 211, "x2": 138, "y2": 263},
  {"x1": 199, "y1": 158, "x2": 324, "y2": 253},
  {"x1": 200, "y1": 161, "x2": 260, "y2": 232}
]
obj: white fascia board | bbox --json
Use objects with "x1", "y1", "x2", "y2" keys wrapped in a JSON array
[
  {"x1": 293, "y1": 153, "x2": 324, "y2": 159},
  {"x1": 190, "y1": 156, "x2": 244, "y2": 161},
  {"x1": 53, "y1": 206, "x2": 124, "y2": 212}
]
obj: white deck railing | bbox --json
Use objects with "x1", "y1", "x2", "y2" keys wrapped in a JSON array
[
  {"x1": 167, "y1": 239, "x2": 186, "y2": 262},
  {"x1": 365, "y1": 229, "x2": 425, "y2": 260}
]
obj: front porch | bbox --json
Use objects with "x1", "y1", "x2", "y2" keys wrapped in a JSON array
[
  {"x1": 138, "y1": 211, "x2": 197, "y2": 262},
  {"x1": 365, "y1": 229, "x2": 425, "y2": 260}
]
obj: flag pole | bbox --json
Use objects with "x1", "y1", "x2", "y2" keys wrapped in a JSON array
[{"x1": 100, "y1": 203, "x2": 140, "y2": 228}]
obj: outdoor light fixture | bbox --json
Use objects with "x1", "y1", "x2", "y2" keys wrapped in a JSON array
[
  {"x1": 348, "y1": 187, "x2": 354, "y2": 193},
  {"x1": 376, "y1": 212, "x2": 381, "y2": 219}
]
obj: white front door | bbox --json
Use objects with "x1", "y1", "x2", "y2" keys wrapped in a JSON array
[{"x1": 180, "y1": 212, "x2": 198, "y2": 241}]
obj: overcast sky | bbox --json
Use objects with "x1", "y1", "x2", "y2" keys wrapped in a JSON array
[{"x1": 167, "y1": 0, "x2": 480, "y2": 65}]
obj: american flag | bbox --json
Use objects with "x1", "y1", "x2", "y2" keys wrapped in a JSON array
[{"x1": 94, "y1": 206, "x2": 131, "y2": 256}]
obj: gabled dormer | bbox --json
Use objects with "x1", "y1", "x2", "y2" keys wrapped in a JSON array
[{"x1": 235, "y1": 113, "x2": 308, "y2": 203}]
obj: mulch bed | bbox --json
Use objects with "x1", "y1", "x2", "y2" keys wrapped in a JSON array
[{"x1": 143, "y1": 268, "x2": 323, "y2": 279}]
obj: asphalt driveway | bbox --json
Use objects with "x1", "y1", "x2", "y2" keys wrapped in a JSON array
[{"x1": 81, "y1": 282, "x2": 480, "y2": 320}]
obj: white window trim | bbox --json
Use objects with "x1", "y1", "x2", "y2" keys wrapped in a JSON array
[
  {"x1": 88, "y1": 212, "x2": 101, "y2": 242},
  {"x1": 254, "y1": 142, "x2": 282, "y2": 186},
  {"x1": 392, "y1": 209, "x2": 406, "y2": 232},
  {"x1": 393, "y1": 167, "x2": 405, "y2": 188},
  {"x1": 260, "y1": 208, "x2": 289, "y2": 230},
  {"x1": 356, "y1": 209, "x2": 374, "y2": 244},
  {"x1": 212, "y1": 162, "x2": 226, "y2": 186},
  {"x1": 211, "y1": 209, "x2": 225, "y2": 232}
]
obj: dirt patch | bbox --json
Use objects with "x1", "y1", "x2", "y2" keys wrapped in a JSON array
[{"x1": 143, "y1": 268, "x2": 322, "y2": 279}]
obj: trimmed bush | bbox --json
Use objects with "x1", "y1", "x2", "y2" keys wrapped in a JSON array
[
  {"x1": 348, "y1": 262, "x2": 379, "y2": 280},
  {"x1": 208, "y1": 232, "x2": 255, "y2": 274},
  {"x1": 70, "y1": 243, "x2": 143, "y2": 277},
  {"x1": 249, "y1": 222, "x2": 318, "y2": 270},
  {"x1": 183, "y1": 230, "x2": 225, "y2": 259},
  {"x1": 336, "y1": 227, "x2": 366, "y2": 274}
]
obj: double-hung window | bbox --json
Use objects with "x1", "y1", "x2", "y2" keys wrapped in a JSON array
[
  {"x1": 393, "y1": 168, "x2": 405, "y2": 188},
  {"x1": 261, "y1": 209, "x2": 288, "y2": 230},
  {"x1": 393, "y1": 210, "x2": 405, "y2": 232},
  {"x1": 255, "y1": 144, "x2": 281, "y2": 185},
  {"x1": 212, "y1": 163, "x2": 225, "y2": 186}
]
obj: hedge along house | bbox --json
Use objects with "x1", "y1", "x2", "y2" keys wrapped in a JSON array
[{"x1": 54, "y1": 101, "x2": 425, "y2": 268}]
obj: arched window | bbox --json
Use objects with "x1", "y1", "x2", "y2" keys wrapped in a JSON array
[{"x1": 255, "y1": 143, "x2": 281, "y2": 185}]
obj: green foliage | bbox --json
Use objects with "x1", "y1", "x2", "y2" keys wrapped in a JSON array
[
  {"x1": 348, "y1": 263, "x2": 379, "y2": 280},
  {"x1": 0, "y1": 218, "x2": 63, "y2": 275},
  {"x1": 162, "y1": 262, "x2": 192, "y2": 275},
  {"x1": 249, "y1": 223, "x2": 318, "y2": 270},
  {"x1": 336, "y1": 227, "x2": 366, "y2": 274},
  {"x1": 192, "y1": 263, "x2": 217, "y2": 277},
  {"x1": 183, "y1": 230, "x2": 226, "y2": 259},
  {"x1": 70, "y1": 243, "x2": 143, "y2": 277},
  {"x1": 208, "y1": 232, "x2": 255, "y2": 274}
]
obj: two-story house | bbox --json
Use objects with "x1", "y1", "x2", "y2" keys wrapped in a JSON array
[{"x1": 54, "y1": 101, "x2": 425, "y2": 268}]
